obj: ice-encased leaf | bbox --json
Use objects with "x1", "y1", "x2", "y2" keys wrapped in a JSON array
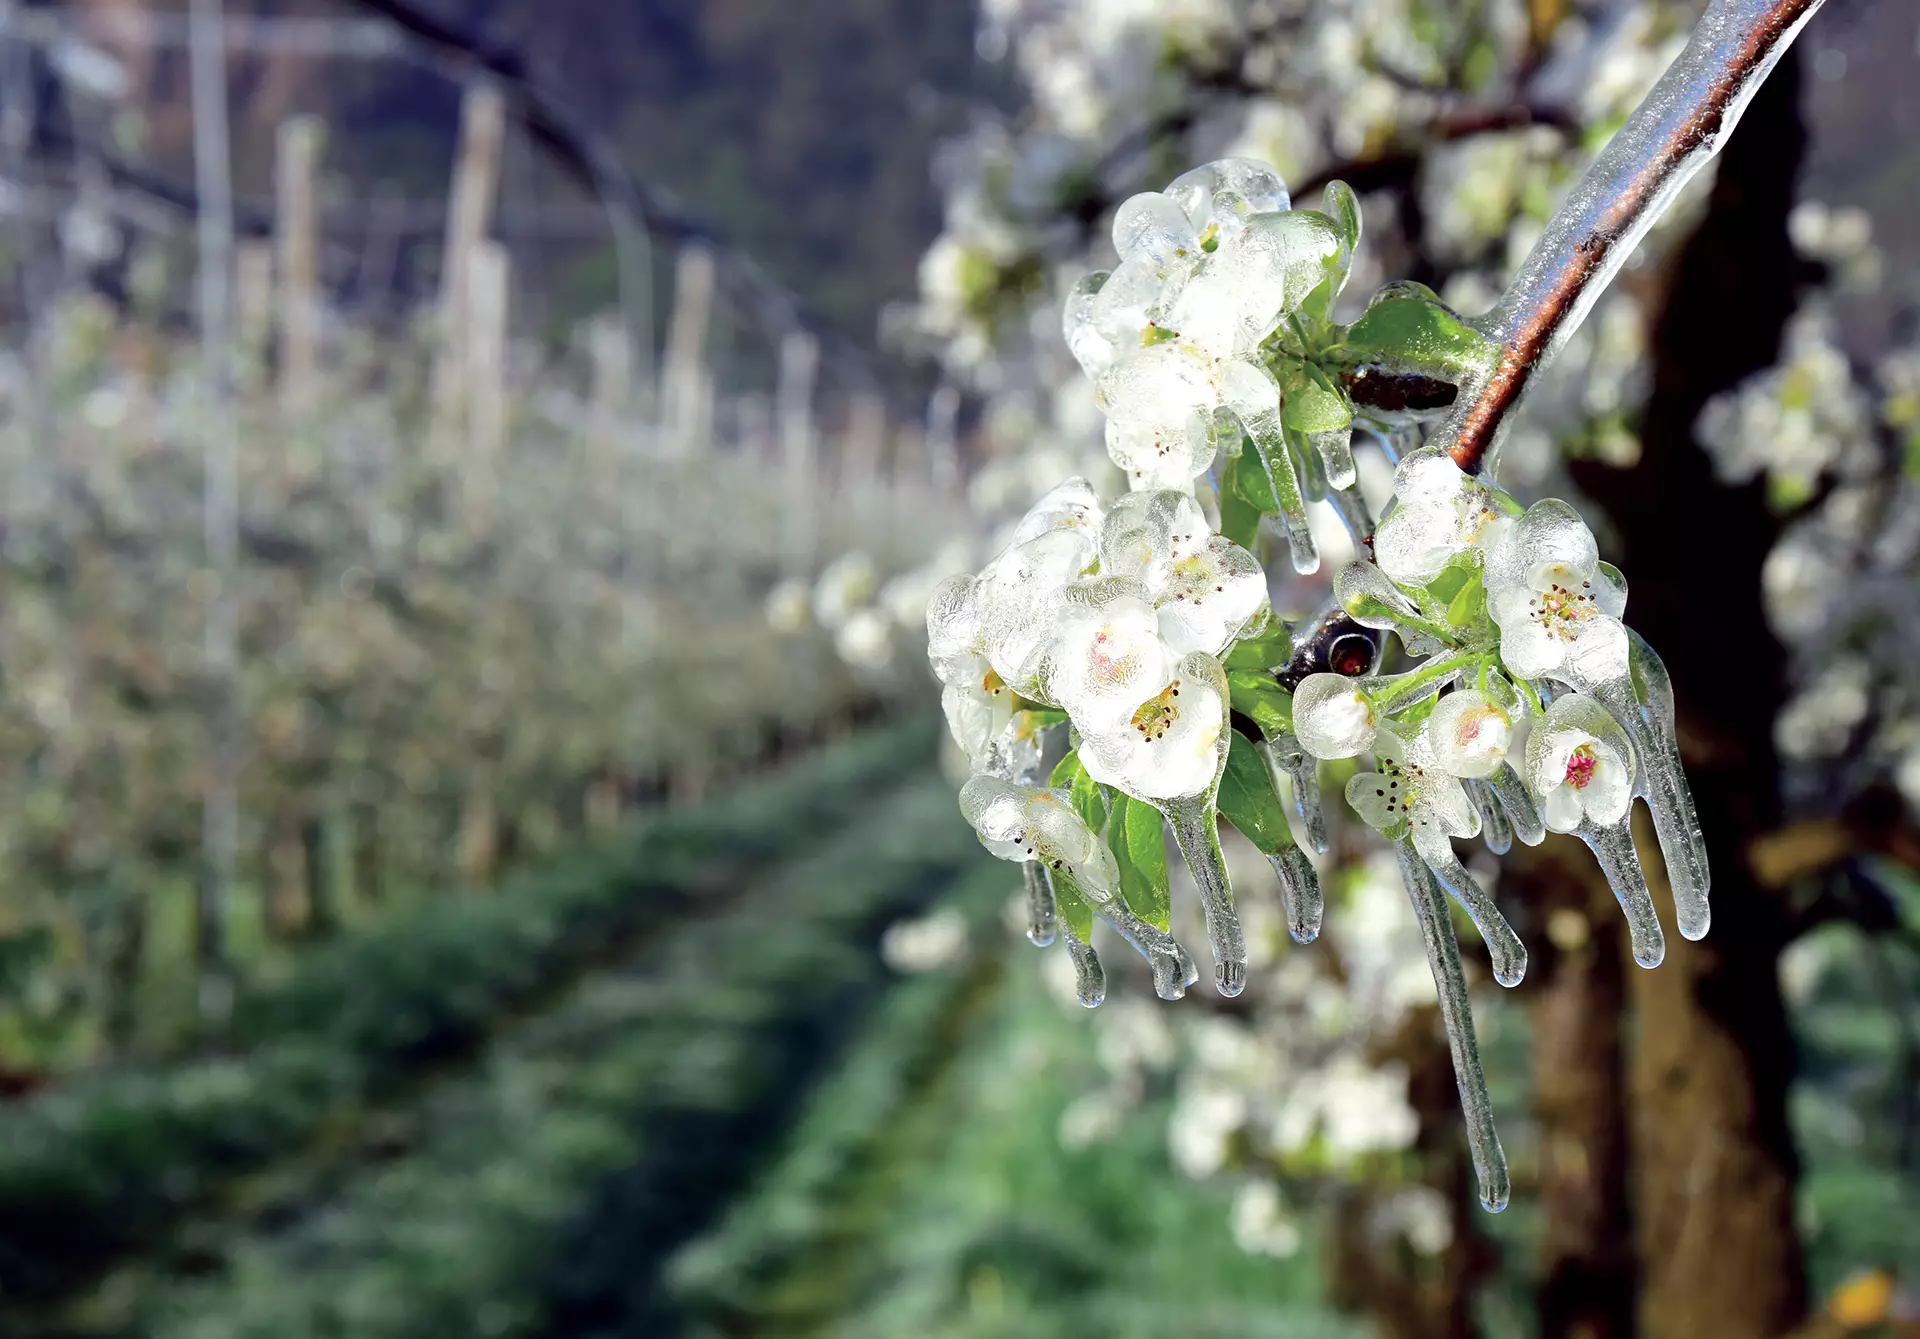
[
  {"x1": 1259, "y1": 730, "x2": 1330, "y2": 855},
  {"x1": 1108, "y1": 792, "x2": 1172, "y2": 933},
  {"x1": 1217, "y1": 730, "x2": 1323, "y2": 944}
]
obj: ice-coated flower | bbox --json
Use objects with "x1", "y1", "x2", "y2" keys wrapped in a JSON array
[
  {"x1": 1343, "y1": 725, "x2": 1480, "y2": 861},
  {"x1": 975, "y1": 525, "x2": 1097, "y2": 696},
  {"x1": 1374, "y1": 447, "x2": 1516, "y2": 586},
  {"x1": 1484, "y1": 499, "x2": 1629, "y2": 685},
  {"x1": 1292, "y1": 672, "x2": 1376, "y2": 760},
  {"x1": 1041, "y1": 577, "x2": 1171, "y2": 734},
  {"x1": 1524, "y1": 693, "x2": 1636, "y2": 833},
  {"x1": 1098, "y1": 489, "x2": 1267, "y2": 655},
  {"x1": 1009, "y1": 475, "x2": 1105, "y2": 545},
  {"x1": 1427, "y1": 689, "x2": 1526, "y2": 779},
  {"x1": 959, "y1": 775, "x2": 1120, "y2": 895},
  {"x1": 1078, "y1": 650, "x2": 1229, "y2": 801},
  {"x1": 935, "y1": 651, "x2": 1014, "y2": 768},
  {"x1": 1104, "y1": 415, "x2": 1218, "y2": 489}
]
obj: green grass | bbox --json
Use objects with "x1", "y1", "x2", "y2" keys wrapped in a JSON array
[
  {"x1": 55, "y1": 775, "x2": 990, "y2": 1339},
  {"x1": 0, "y1": 720, "x2": 936, "y2": 1312},
  {"x1": 670, "y1": 914, "x2": 1362, "y2": 1339}
]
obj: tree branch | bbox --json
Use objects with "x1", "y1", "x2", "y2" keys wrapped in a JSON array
[{"x1": 1436, "y1": 0, "x2": 1826, "y2": 477}]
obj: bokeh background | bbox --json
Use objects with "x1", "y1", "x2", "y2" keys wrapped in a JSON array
[{"x1": 0, "y1": 1, "x2": 1915, "y2": 1337}]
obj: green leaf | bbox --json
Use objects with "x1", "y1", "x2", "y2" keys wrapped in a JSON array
[
  {"x1": 1216, "y1": 730, "x2": 1296, "y2": 856},
  {"x1": 1051, "y1": 868, "x2": 1096, "y2": 943},
  {"x1": 1218, "y1": 436, "x2": 1276, "y2": 551},
  {"x1": 1050, "y1": 749, "x2": 1108, "y2": 832},
  {"x1": 1226, "y1": 669, "x2": 1293, "y2": 739},
  {"x1": 1424, "y1": 553, "x2": 1476, "y2": 606},
  {"x1": 1108, "y1": 794, "x2": 1172, "y2": 931},
  {"x1": 1445, "y1": 573, "x2": 1486, "y2": 630},
  {"x1": 1224, "y1": 612, "x2": 1292, "y2": 672},
  {"x1": 1282, "y1": 374, "x2": 1352, "y2": 435},
  {"x1": 1340, "y1": 285, "x2": 1496, "y2": 380}
]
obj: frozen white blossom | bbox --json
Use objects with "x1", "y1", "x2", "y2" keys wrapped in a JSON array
[
  {"x1": 1484, "y1": 499, "x2": 1629, "y2": 686},
  {"x1": 1374, "y1": 447, "x2": 1517, "y2": 585},
  {"x1": 1292, "y1": 672, "x2": 1377, "y2": 760},
  {"x1": 1077, "y1": 650, "x2": 1230, "y2": 801},
  {"x1": 960, "y1": 776, "x2": 1121, "y2": 895},
  {"x1": 1525, "y1": 693, "x2": 1636, "y2": 833}
]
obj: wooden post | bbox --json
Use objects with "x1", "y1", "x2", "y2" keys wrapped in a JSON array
[
  {"x1": 776, "y1": 329, "x2": 818, "y2": 573},
  {"x1": 274, "y1": 115, "x2": 322, "y2": 415},
  {"x1": 660, "y1": 242, "x2": 715, "y2": 456},
  {"x1": 428, "y1": 82, "x2": 505, "y2": 459},
  {"x1": 234, "y1": 238, "x2": 273, "y2": 387},
  {"x1": 463, "y1": 239, "x2": 508, "y2": 524}
]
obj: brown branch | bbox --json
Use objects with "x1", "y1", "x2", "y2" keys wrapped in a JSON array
[{"x1": 1439, "y1": 0, "x2": 1827, "y2": 476}]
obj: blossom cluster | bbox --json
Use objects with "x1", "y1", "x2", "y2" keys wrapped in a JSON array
[{"x1": 929, "y1": 158, "x2": 1713, "y2": 1214}]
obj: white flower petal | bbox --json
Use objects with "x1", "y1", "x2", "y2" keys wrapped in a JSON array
[{"x1": 1293, "y1": 673, "x2": 1377, "y2": 759}]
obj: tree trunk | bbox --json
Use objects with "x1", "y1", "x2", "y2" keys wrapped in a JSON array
[
  {"x1": 1570, "y1": 43, "x2": 1810, "y2": 1339},
  {"x1": 1514, "y1": 839, "x2": 1635, "y2": 1339}
]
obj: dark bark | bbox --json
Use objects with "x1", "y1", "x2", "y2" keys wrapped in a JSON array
[{"x1": 1569, "y1": 43, "x2": 1810, "y2": 1339}]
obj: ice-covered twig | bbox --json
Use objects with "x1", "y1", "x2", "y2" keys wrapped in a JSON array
[
  {"x1": 1437, "y1": 0, "x2": 1825, "y2": 477},
  {"x1": 1023, "y1": 861, "x2": 1058, "y2": 947}
]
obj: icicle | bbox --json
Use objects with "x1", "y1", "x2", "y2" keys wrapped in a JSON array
[
  {"x1": 1485, "y1": 765, "x2": 1546, "y2": 847},
  {"x1": 1259, "y1": 733, "x2": 1330, "y2": 855},
  {"x1": 1310, "y1": 424, "x2": 1357, "y2": 492},
  {"x1": 1465, "y1": 777, "x2": 1512, "y2": 855},
  {"x1": 1396, "y1": 841, "x2": 1510, "y2": 1213},
  {"x1": 1023, "y1": 860, "x2": 1057, "y2": 947},
  {"x1": 1590, "y1": 674, "x2": 1709, "y2": 940},
  {"x1": 1063, "y1": 923, "x2": 1107, "y2": 1008},
  {"x1": 1091, "y1": 892, "x2": 1201, "y2": 1001},
  {"x1": 1165, "y1": 794, "x2": 1247, "y2": 997},
  {"x1": 1574, "y1": 814, "x2": 1667, "y2": 969},
  {"x1": 1243, "y1": 418, "x2": 1318, "y2": 574},
  {"x1": 1266, "y1": 841, "x2": 1324, "y2": 944},
  {"x1": 1411, "y1": 833, "x2": 1528, "y2": 988}
]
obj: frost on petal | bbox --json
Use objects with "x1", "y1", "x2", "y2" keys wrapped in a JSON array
[
  {"x1": 958, "y1": 775, "x2": 1030, "y2": 859},
  {"x1": 924, "y1": 573, "x2": 982, "y2": 664},
  {"x1": 1294, "y1": 672, "x2": 1377, "y2": 759},
  {"x1": 977, "y1": 527, "x2": 1096, "y2": 695},
  {"x1": 1428, "y1": 690, "x2": 1515, "y2": 778},
  {"x1": 939, "y1": 652, "x2": 1014, "y2": 762},
  {"x1": 1064, "y1": 269, "x2": 1118, "y2": 378},
  {"x1": 1499, "y1": 615, "x2": 1569, "y2": 681},
  {"x1": 1591, "y1": 561, "x2": 1628, "y2": 618},
  {"x1": 1011, "y1": 475, "x2": 1105, "y2": 545},
  {"x1": 1042, "y1": 578, "x2": 1170, "y2": 735},
  {"x1": 1079, "y1": 652, "x2": 1229, "y2": 801},
  {"x1": 1113, "y1": 190, "x2": 1200, "y2": 266},
  {"x1": 1345, "y1": 769, "x2": 1405, "y2": 833},
  {"x1": 1485, "y1": 499, "x2": 1599, "y2": 608}
]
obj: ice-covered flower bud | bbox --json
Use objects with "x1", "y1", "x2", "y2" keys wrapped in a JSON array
[
  {"x1": 1041, "y1": 577, "x2": 1170, "y2": 735},
  {"x1": 1525, "y1": 693, "x2": 1636, "y2": 834},
  {"x1": 1099, "y1": 490, "x2": 1267, "y2": 655},
  {"x1": 1164, "y1": 158, "x2": 1291, "y2": 246},
  {"x1": 1078, "y1": 651, "x2": 1229, "y2": 801},
  {"x1": 1428, "y1": 690, "x2": 1520, "y2": 779},
  {"x1": 959, "y1": 777, "x2": 1120, "y2": 897},
  {"x1": 1293, "y1": 672, "x2": 1376, "y2": 760},
  {"x1": 1484, "y1": 500, "x2": 1629, "y2": 686},
  {"x1": 1374, "y1": 448, "x2": 1516, "y2": 586}
]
